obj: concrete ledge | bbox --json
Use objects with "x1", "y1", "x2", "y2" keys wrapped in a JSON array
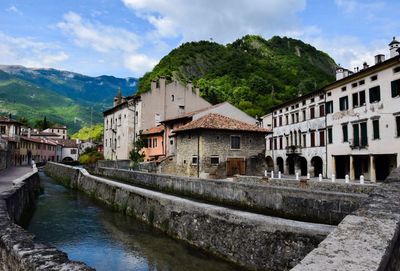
[
  {"x1": 94, "y1": 166, "x2": 369, "y2": 225},
  {"x1": 292, "y1": 167, "x2": 400, "y2": 271},
  {"x1": 0, "y1": 167, "x2": 94, "y2": 271},
  {"x1": 46, "y1": 162, "x2": 335, "y2": 270}
]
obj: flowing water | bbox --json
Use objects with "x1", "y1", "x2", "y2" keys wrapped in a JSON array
[{"x1": 25, "y1": 172, "x2": 242, "y2": 271}]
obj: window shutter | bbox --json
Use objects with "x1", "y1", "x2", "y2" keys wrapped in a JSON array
[
  {"x1": 392, "y1": 80, "x2": 399, "y2": 97},
  {"x1": 360, "y1": 122, "x2": 368, "y2": 146},
  {"x1": 353, "y1": 124, "x2": 359, "y2": 146}
]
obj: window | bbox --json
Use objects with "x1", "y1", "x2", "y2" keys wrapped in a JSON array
[
  {"x1": 279, "y1": 116, "x2": 282, "y2": 126},
  {"x1": 302, "y1": 134, "x2": 306, "y2": 147},
  {"x1": 279, "y1": 137, "x2": 283, "y2": 149},
  {"x1": 391, "y1": 79, "x2": 400, "y2": 97},
  {"x1": 326, "y1": 101, "x2": 333, "y2": 114},
  {"x1": 370, "y1": 75, "x2": 378, "y2": 81},
  {"x1": 310, "y1": 98, "x2": 315, "y2": 103},
  {"x1": 192, "y1": 155, "x2": 198, "y2": 165},
  {"x1": 372, "y1": 119, "x2": 380, "y2": 139},
  {"x1": 319, "y1": 104, "x2": 325, "y2": 117},
  {"x1": 369, "y1": 86, "x2": 381, "y2": 103},
  {"x1": 269, "y1": 138, "x2": 273, "y2": 150},
  {"x1": 170, "y1": 140, "x2": 173, "y2": 145},
  {"x1": 285, "y1": 115, "x2": 289, "y2": 125},
  {"x1": 342, "y1": 124, "x2": 348, "y2": 142},
  {"x1": 328, "y1": 128, "x2": 333, "y2": 144},
  {"x1": 274, "y1": 137, "x2": 277, "y2": 149},
  {"x1": 210, "y1": 156, "x2": 219, "y2": 165},
  {"x1": 319, "y1": 130, "x2": 325, "y2": 146},
  {"x1": 296, "y1": 112, "x2": 299, "y2": 123},
  {"x1": 231, "y1": 136, "x2": 240, "y2": 149},
  {"x1": 319, "y1": 95, "x2": 324, "y2": 100},
  {"x1": 396, "y1": 116, "x2": 400, "y2": 137},
  {"x1": 352, "y1": 122, "x2": 368, "y2": 147},
  {"x1": 71, "y1": 149, "x2": 77, "y2": 154},
  {"x1": 352, "y1": 82, "x2": 358, "y2": 88},
  {"x1": 353, "y1": 90, "x2": 365, "y2": 108},
  {"x1": 310, "y1": 107, "x2": 315, "y2": 119},
  {"x1": 394, "y1": 66, "x2": 400, "y2": 73},
  {"x1": 153, "y1": 138, "x2": 157, "y2": 147},
  {"x1": 302, "y1": 110, "x2": 306, "y2": 121},
  {"x1": 341, "y1": 86, "x2": 347, "y2": 91},
  {"x1": 171, "y1": 95, "x2": 175, "y2": 101},
  {"x1": 0, "y1": 126, "x2": 5, "y2": 134},
  {"x1": 302, "y1": 100, "x2": 306, "y2": 105},
  {"x1": 310, "y1": 132, "x2": 315, "y2": 147},
  {"x1": 327, "y1": 92, "x2": 332, "y2": 97},
  {"x1": 339, "y1": 96, "x2": 349, "y2": 111},
  {"x1": 359, "y1": 80, "x2": 365, "y2": 85},
  {"x1": 273, "y1": 118, "x2": 277, "y2": 127}
]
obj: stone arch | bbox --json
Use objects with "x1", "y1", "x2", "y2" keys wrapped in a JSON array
[
  {"x1": 297, "y1": 156, "x2": 308, "y2": 176},
  {"x1": 276, "y1": 157, "x2": 284, "y2": 173},
  {"x1": 62, "y1": 157, "x2": 73, "y2": 162},
  {"x1": 265, "y1": 156, "x2": 274, "y2": 171},
  {"x1": 311, "y1": 156, "x2": 323, "y2": 177},
  {"x1": 286, "y1": 157, "x2": 295, "y2": 175}
]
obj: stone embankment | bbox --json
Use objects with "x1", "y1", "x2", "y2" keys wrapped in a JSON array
[
  {"x1": 45, "y1": 162, "x2": 334, "y2": 271},
  {"x1": 94, "y1": 166, "x2": 372, "y2": 225},
  {"x1": 292, "y1": 167, "x2": 400, "y2": 271},
  {"x1": 0, "y1": 165, "x2": 93, "y2": 271}
]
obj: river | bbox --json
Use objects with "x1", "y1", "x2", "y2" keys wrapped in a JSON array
[{"x1": 24, "y1": 172, "x2": 242, "y2": 271}]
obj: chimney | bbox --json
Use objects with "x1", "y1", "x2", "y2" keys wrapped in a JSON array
[
  {"x1": 362, "y1": 62, "x2": 369, "y2": 69},
  {"x1": 151, "y1": 80, "x2": 157, "y2": 91},
  {"x1": 374, "y1": 54, "x2": 385, "y2": 64},
  {"x1": 28, "y1": 128, "x2": 31, "y2": 139},
  {"x1": 336, "y1": 67, "x2": 344, "y2": 80},
  {"x1": 187, "y1": 81, "x2": 193, "y2": 92},
  {"x1": 389, "y1": 36, "x2": 400, "y2": 58}
]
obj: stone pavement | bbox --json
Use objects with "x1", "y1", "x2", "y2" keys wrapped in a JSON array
[{"x1": 0, "y1": 166, "x2": 33, "y2": 193}]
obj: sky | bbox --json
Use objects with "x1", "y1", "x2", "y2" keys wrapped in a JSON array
[{"x1": 0, "y1": 0, "x2": 399, "y2": 78}]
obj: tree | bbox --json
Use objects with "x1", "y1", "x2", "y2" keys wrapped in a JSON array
[
  {"x1": 19, "y1": 117, "x2": 30, "y2": 127},
  {"x1": 129, "y1": 135, "x2": 146, "y2": 169}
]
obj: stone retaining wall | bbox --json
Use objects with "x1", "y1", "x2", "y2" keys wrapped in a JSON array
[
  {"x1": 94, "y1": 167, "x2": 369, "y2": 225},
  {"x1": 97, "y1": 160, "x2": 130, "y2": 169},
  {"x1": 0, "y1": 166, "x2": 93, "y2": 271},
  {"x1": 46, "y1": 162, "x2": 335, "y2": 271},
  {"x1": 292, "y1": 167, "x2": 400, "y2": 271}
]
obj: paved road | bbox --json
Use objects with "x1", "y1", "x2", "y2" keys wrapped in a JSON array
[{"x1": 0, "y1": 166, "x2": 33, "y2": 193}]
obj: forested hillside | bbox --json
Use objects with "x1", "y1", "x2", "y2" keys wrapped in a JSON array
[{"x1": 139, "y1": 35, "x2": 337, "y2": 116}]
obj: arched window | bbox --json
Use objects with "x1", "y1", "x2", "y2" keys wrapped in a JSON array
[{"x1": 171, "y1": 95, "x2": 175, "y2": 101}]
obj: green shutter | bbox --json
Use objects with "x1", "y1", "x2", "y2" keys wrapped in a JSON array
[
  {"x1": 342, "y1": 125, "x2": 348, "y2": 142},
  {"x1": 360, "y1": 122, "x2": 368, "y2": 146},
  {"x1": 392, "y1": 80, "x2": 399, "y2": 97},
  {"x1": 373, "y1": 120, "x2": 380, "y2": 139},
  {"x1": 353, "y1": 124, "x2": 359, "y2": 146}
]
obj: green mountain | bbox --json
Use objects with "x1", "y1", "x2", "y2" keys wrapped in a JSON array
[
  {"x1": 139, "y1": 35, "x2": 337, "y2": 116},
  {"x1": 0, "y1": 66, "x2": 137, "y2": 133}
]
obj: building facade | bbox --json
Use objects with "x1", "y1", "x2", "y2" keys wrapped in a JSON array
[
  {"x1": 264, "y1": 90, "x2": 328, "y2": 177},
  {"x1": 173, "y1": 113, "x2": 269, "y2": 178},
  {"x1": 103, "y1": 78, "x2": 211, "y2": 160},
  {"x1": 326, "y1": 42, "x2": 400, "y2": 181},
  {"x1": 42, "y1": 126, "x2": 68, "y2": 139},
  {"x1": 264, "y1": 37, "x2": 400, "y2": 181}
]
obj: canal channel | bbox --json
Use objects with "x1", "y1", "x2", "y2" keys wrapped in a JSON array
[{"x1": 23, "y1": 172, "x2": 242, "y2": 271}]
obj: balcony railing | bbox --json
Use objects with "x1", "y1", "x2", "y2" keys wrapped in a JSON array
[{"x1": 286, "y1": 145, "x2": 302, "y2": 155}]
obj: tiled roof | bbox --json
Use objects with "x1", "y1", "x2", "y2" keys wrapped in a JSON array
[
  {"x1": 54, "y1": 139, "x2": 78, "y2": 148},
  {"x1": 161, "y1": 102, "x2": 227, "y2": 123},
  {"x1": 21, "y1": 136, "x2": 57, "y2": 145},
  {"x1": 174, "y1": 113, "x2": 270, "y2": 133},
  {"x1": 0, "y1": 116, "x2": 21, "y2": 124},
  {"x1": 142, "y1": 125, "x2": 164, "y2": 135}
]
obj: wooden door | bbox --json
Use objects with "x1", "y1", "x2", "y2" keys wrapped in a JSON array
[{"x1": 227, "y1": 158, "x2": 245, "y2": 177}]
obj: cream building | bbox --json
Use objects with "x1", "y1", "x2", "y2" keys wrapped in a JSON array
[
  {"x1": 264, "y1": 90, "x2": 327, "y2": 177},
  {"x1": 103, "y1": 77, "x2": 211, "y2": 160},
  {"x1": 326, "y1": 38, "x2": 400, "y2": 181},
  {"x1": 264, "y1": 37, "x2": 400, "y2": 181}
]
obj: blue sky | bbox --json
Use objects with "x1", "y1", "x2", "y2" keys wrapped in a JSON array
[{"x1": 0, "y1": 0, "x2": 399, "y2": 78}]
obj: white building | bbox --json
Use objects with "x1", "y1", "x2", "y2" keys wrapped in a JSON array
[
  {"x1": 326, "y1": 37, "x2": 400, "y2": 181},
  {"x1": 103, "y1": 78, "x2": 211, "y2": 160},
  {"x1": 43, "y1": 126, "x2": 68, "y2": 139},
  {"x1": 263, "y1": 90, "x2": 327, "y2": 177},
  {"x1": 264, "y1": 37, "x2": 400, "y2": 181}
]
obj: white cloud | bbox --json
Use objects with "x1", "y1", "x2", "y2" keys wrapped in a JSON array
[
  {"x1": 122, "y1": 0, "x2": 306, "y2": 43},
  {"x1": 0, "y1": 32, "x2": 69, "y2": 68},
  {"x1": 56, "y1": 12, "x2": 140, "y2": 53},
  {"x1": 123, "y1": 54, "x2": 158, "y2": 75},
  {"x1": 6, "y1": 5, "x2": 22, "y2": 15}
]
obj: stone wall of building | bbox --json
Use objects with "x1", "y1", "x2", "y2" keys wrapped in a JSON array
[
  {"x1": 0, "y1": 167, "x2": 93, "y2": 270},
  {"x1": 46, "y1": 162, "x2": 334, "y2": 271},
  {"x1": 94, "y1": 166, "x2": 368, "y2": 225},
  {"x1": 292, "y1": 166, "x2": 400, "y2": 270}
]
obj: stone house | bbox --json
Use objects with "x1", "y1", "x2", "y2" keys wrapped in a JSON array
[
  {"x1": 173, "y1": 113, "x2": 270, "y2": 178},
  {"x1": 161, "y1": 101, "x2": 259, "y2": 157},
  {"x1": 103, "y1": 78, "x2": 211, "y2": 160}
]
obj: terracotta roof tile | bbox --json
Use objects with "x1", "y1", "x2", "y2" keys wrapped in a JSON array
[
  {"x1": 174, "y1": 113, "x2": 270, "y2": 133},
  {"x1": 142, "y1": 125, "x2": 164, "y2": 135}
]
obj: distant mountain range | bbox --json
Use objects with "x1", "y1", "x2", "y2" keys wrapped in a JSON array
[{"x1": 0, "y1": 65, "x2": 137, "y2": 132}]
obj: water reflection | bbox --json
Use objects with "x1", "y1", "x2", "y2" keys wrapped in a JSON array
[{"x1": 26, "y1": 172, "x2": 242, "y2": 271}]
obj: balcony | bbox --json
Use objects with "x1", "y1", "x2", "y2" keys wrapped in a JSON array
[{"x1": 286, "y1": 145, "x2": 302, "y2": 155}]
